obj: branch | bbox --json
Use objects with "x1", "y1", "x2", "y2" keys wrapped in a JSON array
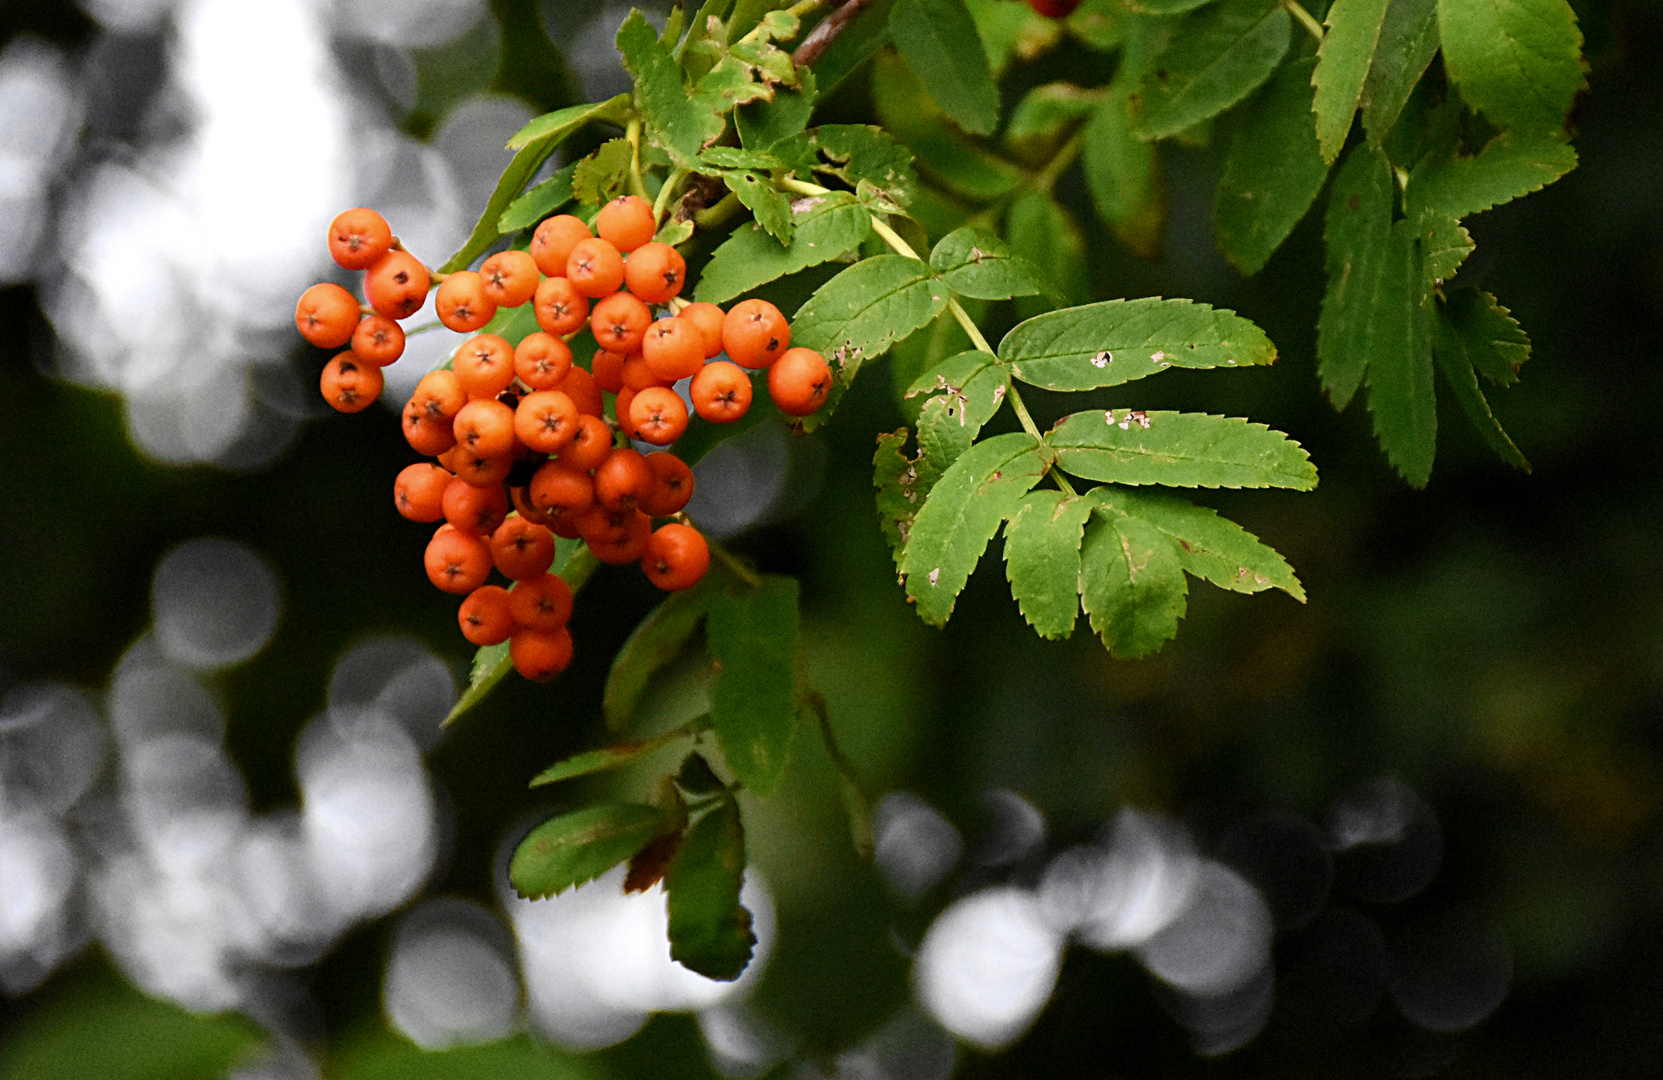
[{"x1": 791, "y1": 0, "x2": 882, "y2": 67}]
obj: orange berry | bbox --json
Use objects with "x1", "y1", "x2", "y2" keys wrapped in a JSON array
[
  {"x1": 562, "y1": 367, "x2": 605, "y2": 419},
  {"x1": 595, "y1": 195, "x2": 656, "y2": 253},
  {"x1": 510, "y1": 626, "x2": 573, "y2": 681},
  {"x1": 642, "y1": 523, "x2": 709, "y2": 591},
  {"x1": 530, "y1": 214, "x2": 592, "y2": 277},
  {"x1": 560, "y1": 413, "x2": 614, "y2": 470},
  {"x1": 594, "y1": 448, "x2": 652, "y2": 512},
  {"x1": 514, "y1": 332, "x2": 572, "y2": 390},
  {"x1": 510, "y1": 485, "x2": 558, "y2": 529},
  {"x1": 642, "y1": 318, "x2": 705, "y2": 382},
  {"x1": 404, "y1": 371, "x2": 464, "y2": 455},
  {"x1": 442, "y1": 476, "x2": 510, "y2": 534},
  {"x1": 509, "y1": 571, "x2": 574, "y2": 631},
  {"x1": 491, "y1": 517, "x2": 556, "y2": 580},
  {"x1": 723, "y1": 298, "x2": 790, "y2": 369},
  {"x1": 453, "y1": 451, "x2": 514, "y2": 489},
  {"x1": 588, "y1": 509, "x2": 653, "y2": 564},
  {"x1": 515, "y1": 390, "x2": 579, "y2": 454},
  {"x1": 567, "y1": 237, "x2": 624, "y2": 298},
  {"x1": 590, "y1": 291, "x2": 652, "y2": 355},
  {"x1": 459, "y1": 585, "x2": 514, "y2": 646},
  {"x1": 591, "y1": 349, "x2": 626, "y2": 394},
  {"x1": 451, "y1": 334, "x2": 514, "y2": 399},
  {"x1": 639, "y1": 452, "x2": 695, "y2": 517},
  {"x1": 623, "y1": 242, "x2": 685, "y2": 304},
  {"x1": 479, "y1": 249, "x2": 539, "y2": 307},
  {"x1": 678, "y1": 302, "x2": 727, "y2": 359},
  {"x1": 620, "y1": 354, "x2": 666, "y2": 392},
  {"x1": 529, "y1": 461, "x2": 595, "y2": 530},
  {"x1": 614, "y1": 386, "x2": 638, "y2": 439},
  {"x1": 768, "y1": 347, "x2": 832, "y2": 416},
  {"x1": 425, "y1": 525, "x2": 492, "y2": 594},
  {"x1": 351, "y1": 315, "x2": 405, "y2": 366},
  {"x1": 405, "y1": 410, "x2": 456, "y2": 456},
  {"x1": 394, "y1": 463, "x2": 451, "y2": 522},
  {"x1": 453, "y1": 398, "x2": 516, "y2": 458},
  {"x1": 328, "y1": 208, "x2": 393, "y2": 271},
  {"x1": 365, "y1": 250, "x2": 431, "y2": 320},
  {"x1": 435, "y1": 270, "x2": 497, "y2": 332},
  {"x1": 320, "y1": 352, "x2": 383, "y2": 412},
  {"x1": 574, "y1": 504, "x2": 633, "y2": 546},
  {"x1": 296, "y1": 283, "x2": 360, "y2": 348},
  {"x1": 629, "y1": 386, "x2": 688, "y2": 446},
  {"x1": 532, "y1": 276, "x2": 588, "y2": 337},
  {"x1": 689, "y1": 360, "x2": 753, "y2": 424}
]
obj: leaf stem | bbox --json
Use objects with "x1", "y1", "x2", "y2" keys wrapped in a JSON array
[
  {"x1": 777, "y1": 174, "x2": 832, "y2": 198},
  {"x1": 626, "y1": 117, "x2": 649, "y2": 200},
  {"x1": 653, "y1": 167, "x2": 689, "y2": 225},
  {"x1": 869, "y1": 214, "x2": 921, "y2": 260},
  {"x1": 693, "y1": 190, "x2": 743, "y2": 231},
  {"x1": 1282, "y1": 0, "x2": 1325, "y2": 41},
  {"x1": 1033, "y1": 131, "x2": 1085, "y2": 195}
]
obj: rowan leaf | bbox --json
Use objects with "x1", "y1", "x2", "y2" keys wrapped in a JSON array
[
  {"x1": 874, "y1": 429, "x2": 918, "y2": 567},
  {"x1": 509, "y1": 802, "x2": 676, "y2": 899},
  {"x1": 1049, "y1": 409, "x2": 1318, "y2": 490},
  {"x1": 1215, "y1": 58, "x2": 1334, "y2": 275},
  {"x1": 602, "y1": 584, "x2": 713, "y2": 730},
  {"x1": 1083, "y1": 82, "x2": 1166, "y2": 259},
  {"x1": 899, "y1": 433, "x2": 1052, "y2": 626},
  {"x1": 1079, "y1": 509, "x2": 1188, "y2": 658},
  {"x1": 1003, "y1": 490, "x2": 1095, "y2": 640},
  {"x1": 1129, "y1": 0, "x2": 1219, "y2": 13},
  {"x1": 1360, "y1": 0, "x2": 1440, "y2": 143},
  {"x1": 814, "y1": 124, "x2": 919, "y2": 208},
  {"x1": 1317, "y1": 142, "x2": 1395, "y2": 408},
  {"x1": 706, "y1": 575, "x2": 799, "y2": 797},
  {"x1": 737, "y1": 67, "x2": 818, "y2": 151},
  {"x1": 1405, "y1": 130, "x2": 1579, "y2": 220},
  {"x1": 1432, "y1": 309, "x2": 1531, "y2": 470},
  {"x1": 497, "y1": 162, "x2": 576, "y2": 233},
  {"x1": 905, "y1": 349, "x2": 1012, "y2": 432},
  {"x1": 998, "y1": 297, "x2": 1277, "y2": 392},
  {"x1": 1364, "y1": 219, "x2": 1438, "y2": 487},
  {"x1": 1087, "y1": 486, "x2": 1304, "y2": 600},
  {"x1": 1005, "y1": 83, "x2": 1102, "y2": 159},
  {"x1": 929, "y1": 227, "x2": 1051, "y2": 302},
  {"x1": 570, "y1": 138, "x2": 634, "y2": 207},
  {"x1": 1005, "y1": 190, "x2": 1092, "y2": 319},
  {"x1": 618, "y1": 10, "x2": 738, "y2": 167},
  {"x1": 530, "y1": 717, "x2": 713, "y2": 787},
  {"x1": 1313, "y1": 0, "x2": 1392, "y2": 162},
  {"x1": 699, "y1": 146, "x2": 786, "y2": 172},
  {"x1": 808, "y1": 0, "x2": 897, "y2": 97},
  {"x1": 1438, "y1": 0, "x2": 1585, "y2": 133},
  {"x1": 665, "y1": 795, "x2": 755, "y2": 980},
  {"x1": 1129, "y1": 0, "x2": 1291, "y2": 141},
  {"x1": 914, "y1": 395, "x2": 976, "y2": 493},
  {"x1": 1414, "y1": 211, "x2": 1474, "y2": 285},
  {"x1": 722, "y1": 168, "x2": 794, "y2": 243},
  {"x1": 889, "y1": 0, "x2": 1001, "y2": 135},
  {"x1": 1441, "y1": 287, "x2": 1530, "y2": 385},
  {"x1": 695, "y1": 190, "x2": 872, "y2": 304}
]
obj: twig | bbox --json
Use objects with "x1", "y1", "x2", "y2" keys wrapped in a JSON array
[{"x1": 791, "y1": 0, "x2": 882, "y2": 67}]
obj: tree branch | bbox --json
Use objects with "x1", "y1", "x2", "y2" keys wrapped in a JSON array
[{"x1": 791, "y1": 0, "x2": 881, "y2": 67}]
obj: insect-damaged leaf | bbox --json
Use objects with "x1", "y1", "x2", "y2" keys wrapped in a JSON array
[
  {"x1": 929, "y1": 227, "x2": 1051, "y2": 302},
  {"x1": 999, "y1": 297, "x2": 1276, "y2": 392},
  {"x1": 1079, "y1": 505, "x2": 1188, "y2": 658},
  {"x1": 1405, "y1": 130, "x2": 1579, "y2": 222},
  {"x1": 1130, "y1": 0, "x2": 1291, "y2": 141},
  {"x1": 510, "y1": 802, "x2": 677, "y2": 899},
  {"x1": 722, "y1": 169, "x2": 794, "y2": 243},
  {"x1": 899, "y1": 432, "x2": 1051, "y2": 626},
  {"x1": 1003, "y1": 490, "x2": 1095, "y2": 640},
  {"x1": 618, "y1": 10, "x2": 736, "y2": 167},
  {"x1": 904, "y1": 348, "x2": 1012, "y2": 434},
  {"x1": 1089, "y1": 485, "x2": 1305, "y2": 600},
  {"x1": 706, "y1": 576, "x2": 799, "y2": 797},
  {"x1": 1049, "y1": 409, "x2": 1319, "y2": 490},
  {"x1": 665, "y1": 795, "x2": 754, "y2": 980}
]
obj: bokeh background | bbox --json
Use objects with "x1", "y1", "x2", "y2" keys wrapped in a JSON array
[{"x1": 1, "y1": 0, "x2": 1662, "y2": 1076}]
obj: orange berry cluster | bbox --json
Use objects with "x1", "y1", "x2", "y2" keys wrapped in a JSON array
[{"x1": 294, "y1": 199, "x2": 829, "y2": 682}]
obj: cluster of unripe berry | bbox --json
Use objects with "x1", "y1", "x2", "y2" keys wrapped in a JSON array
[{"x1": 294, "y1": 198, "x2": 830, "y2": 681}]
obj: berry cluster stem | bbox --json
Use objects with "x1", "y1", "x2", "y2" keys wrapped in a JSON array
[
  {"x1": 626, "y1": 118, "x2": 649, "y2": 201},
  {"x1": 652, "y1": 167, "x2": 690, "y2": 226}
]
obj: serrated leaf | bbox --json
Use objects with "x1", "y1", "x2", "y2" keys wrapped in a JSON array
[
  {"x1": 875, "y1": 429, "x2": 918, "y2": 566},
  {"x1": 700, "y1": 146, "x2": 786, "y2": 171},
  {"x1": 868, "y1": 50, "x2": 1016, "y2": 201},
  {"x1": 602, "y1": 585, "x2": 713, "y2": 730},
  {"x1": 531, "y1": 717, "x2": 714, "y2": 787},
  {"x1": 729, "y1": 38, "x2": 799, "y2": 86},
  {"x1": 915, "y1": 395, "x2": 976, "y2": 491},
  {"x1": 510, "y1": 803, "x2": 675, "y2": 899},
  {"x1": 665, "y1": 796, "x2": 754, "y2": 980},
  {"x1": 738, "y1": 67, "x2": 818, "y2": 150},
  {"x1": 1317, "y1": 143, "x2": 1395, "y2": 409},
  {"x1": 695, "y1": 191, "x2": 871, "y2": 304},
  {"x1": 723, "y1": 169, "x2": 794, "y2": 243},
  {"x1": 1438, "y1": 0, "x2": 1585, "y2": 133},
  {"x1": 1006, "y1": 191, "x2": 1091, "y2": 321},
  {"x1": 497, "y1": 162, "x2": 576, "y2": 233},
  {"x1": 1005, "y1": 83, "x2": 1102, "y2": 160},
  {"x1": 1364, "y1": 218, "x2": 1437, "y2": 487},
  {"x1": 1442, "y1": 287, "x2": 1530, "y2": 385},
  {"x1": 999, "y1": 297, "x2": 1278, "y2": 392},
  {"x1": 1088, "y1": 486, "x2": 1304, "y2": 599},
  {"x1": 1083, "y1": 82, "x2": 1166, "y2": 260},
  {"x1": 442, "y1": 94, "x2": 631, "y2": 273},
  {"x1": 814, "y1": 124, "x2": 920, "y2": 208},
  {"x1": 1214, "y1": 57, "x2": 1334, "y2": 275},
  {"x1": 706, "y1": 576, "x2": 799, "y2": 797},
  {"x1": 1405, "y1": 130, "x2": 1579, "y2": 220},
  {"x1": 1414, "y1": 211, "x2": 1473, "y2": 285},
  {"x1": 929, "y1": 227, "x2": 1052, "y2": 301},
  {"x1": 1129, "y1": 0, "x2": 1291, "y2": 141},
  {"x1": 1079, "y1": 510, "x2": 1188, "y2": 658},
  {"x1": 899, "y1": 432, "x2": 1052, "y2": 625},
  {"x1": 656, "y1": 218, "x2": 695, "y2": 246},
  {"x1": 571, "y1": 138, "x2": 634, "y2": 207},
  {"x1": 904, "y1": 348, "x2": 1011, "y2": 431},
  {"x1": 1360, "y1": 0, "x2": 1440, "y2": 143},
  {"x1": 618, "y1": 11, "x2": 727, "y2": 167},
  {"x1": 1313, "y1": 0, "x2": 1392, "y2": 162},
  {"x1": 889, "y1": 0, "x2": 1001, "y2": 135},
  {"x1": 1003, "y1": 491, "x2": 1094, "y2": 639},
  {"x1": 1432, "y1": 308, "x2": 1530, "y2": 470},
  {"x1": 1050, "y1": 409, "x2": 1319, "y2": 489}
]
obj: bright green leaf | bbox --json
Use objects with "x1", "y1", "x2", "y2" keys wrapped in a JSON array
[
  {"x1": 1438, "y1": 0, "x2": 1585, "y2": 133},
  {"x1": 695, "y1": 191, "x2": 872, "y2": 305},
  {"x1": 603, "y1": 585, "x2": 713, "y2": 730},
  {"x1": 1083, "y1": 83, "x2": 1167, "y2": 260},
  {"x1": 1405, "y1": 130, "x2": 1579, "y2": 220},
  {"x1": 706, "y1": 576, "x2": 799, "y2": 797},
  {"x1": 1079, "y1": 509, "x2": 1188, "y2": 658},
  {"x1": 1317, "y1": 142, "x2": 1395, "y2": 409},
  {"x1": 506, "y1": 95, "x2": 633, "y2": 151},
  {"x1": 1414, "y1": 211, "x2": 1474, "y2": 285},
  {"x1": 700, "y1": 146, "x2": 786, "y2": 171},
  {"x1": 510, "y1": 803, "x2": 676, "y2": 899},
  {"x1": 1006, "y1": 83, "x2": 1102, "y2": 160},
  {"x1": 1360, "y1": 0, "x2": 1440, "y2": 143},
  {"x1": 1313, "y1": 0, "x2": 1392, "y2": 162},
  {"x1": 914, "y1": 395, "x2": 976, "y2": 493},
  {"x1": 875, "y1": 429, "x2": 918, "y2": 566},
  {"x1": 1003, "y1": 490, "x2": 1094, "y2": 639},
  {"x1": 1214, "y1": 57, "x2": 1334, "y2": 275},
  {"x1": 571, "y1": 138, "x2": 634, "y2": 207},
  {"x1": 1432, "y1": 309, "x2": 1531, "y2": 470},
  {"x1": 531, "y1": 718, "x2": 714, "y2": 787},
  {"x1": 929, "y1": 227, "x2": 1052, "y2": 301},
  {"x1": 1049, "y1": 409, "x2": 1319, "y2": 489},
  {"x1": 497, "y1": 162, "x2": 576, "y2": 233},
  {"x1": 618, "y1": 11, "x2": 724, "y2": 167},
  {"x1": 1441, "y1": 287, "x2": 1530, "y2": 385},
  {"x1": 664, "y1": 796, "x2": 755, "y2": 980},
  {"x1": 889, "y1": 0, "x2": 1001, "y2": 135},
  {"x1": 1364, "y1": 219, "x2": 1438, "y2": 487},
  {"x1": 1089, "y1": 486, "x2": 1305, "y2": 599},
  {"x1": 814, "y1": 123, "x2": 920, "y2": 208},
  {"x1": 737, "y1": 67, "x2": 819, "y2": 150},
  {"x1": 723, "y1": 169, "x2": 794, "y2": 243},
  {"x1": 905, "y1": 348, "x2": 1012, "y2": 431},
  {"x1": 1129, "y1": 0, "x2": 1291, "y2": 141}
]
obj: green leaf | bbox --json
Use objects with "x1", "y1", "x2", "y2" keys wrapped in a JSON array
[
  {"x1": 676, "y1": 751, "x2": 728, "y2": 799},
  {"x1": 664, "y1": 796, "x2": 755, "y2": 980},
  {"x1": 905, "y1": 348, "x2": 1012, "y2": 432},
  {"x1": 814, "y1": 123, "x2": 920, "y2": 208},
  {"x1": 1129, "y1": 0, "x2": 1220, "y2": 13},
  {"x1": 737, "y1": 67, "x2": 819, "y2": 150},
  {"x1": 1129, "y1": 0, "x2": 1291, "y2": 141},
  {"x1": 497, "y1": 162, "x2": 576, "y2": 233},
  {"x1": 618, "y1": 11, "x2": 724, "y2": 167},
  {"x1": 1005, "y1": 83, "x2": 1102, "y2": 160},
  {"x1": 889, "y1": 0, "x2": 1001, "y2": 135},
  {"x1": 999, "y1": 297, "x2": 1278, "y2": 392},
  {"x1": 531, "y1": 718, "x2": 714, "y2": 787},
  {"x1": 874, "y1": 429, "x2": 917, "y2": 567},
  {"x1": 809, "y1": 0, "x2": 898, "y2": 96},
  {"x1": 1049, "y1": 409, "x2": 1318, "y2": 489},
  {"x1": 1432, "y1": 308, "x2": 1531, "y2": 470},
  {"x1": 1438, "y1": 0, "x2": 1585, "y2": 133},
  {"x1": 1068, "y1": 0, "x2": 1131, "y2": 49},
  {"x1": 570, "y1": 138, "x2": 634, "y2": 207},
  {"x1": 1364, "y1": 219, "x2": 1438, "y2": 487},
  {"x1": 1083, "y1": 83, "x2": 1166, "y2": 259},
  {"x1": 1313, "y1": 0, "x2": 1392, "y2": 162},
  {"x1": 1006, "y1": 191, "x2": 1092, "y2": 321},
  {"x1": 929, "y1": 227, "x2": 1052, "y2": 301},
  {"x1": 1441, "y1": 287, "x2": 1530, "y2": 385},
  {"x1": 706, "y1": 576, "x2": 800, "y2": 797},
  {"x1": 695, "y1": 191, "x2": 871, "y2": 304},
  {"x1": 510, "y1": 803, "x2": 676, "y2": 899},
  {"x1": 899, "y1": 432, "x2": 1052, "y2": 626},
  {"x1": 603, "y1": 585, "x2": 713, "y2": 730},
  {"x1": 1405, "y1": 130, "x2": 1579, "y2": 220},
  {"x1": 1317, "y1": 142, "x2": 1395, "y2": 409},
  {"x1": 1415, "y1": 211, "x2": 1474, "y2": 285},
  {"x1": 699, "y1": 146, "x2": 786, "y2": 171},
  {"x1": 1360, "y1": 0, "x2": 1440, "y2": 143},
  {"x1": 1214, "y1": 57, "x2": 1334, "y2": 275},
  {"x1": 914, "y1": 395, "x2": 976, "y2": 493},
  {"x1": 1088, "y1": 485, "x2": 1305, "y2": 599},
  {"x1": 1003, "y1": 490, "x2": 1095, "y2": 639},
  {"x1": 1079, "y1": 508, "x2": 1188, "y2": 658},
  {"x1": 442, "y1": 94, "x2": 632, "y2": 273},
  {"x1": 723, "y1": 169, "x2": 795, "y2": 243}
]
